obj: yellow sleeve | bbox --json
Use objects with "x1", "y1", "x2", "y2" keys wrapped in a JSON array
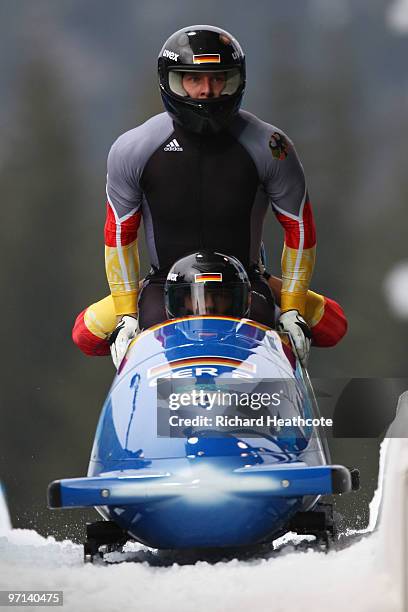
[{"x1": 104, "y1": 203, "x2": 141, "y2": 316}]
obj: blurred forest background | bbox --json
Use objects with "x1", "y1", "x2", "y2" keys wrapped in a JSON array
[{"x1": 1, "y1": 0, "x2": 408, "y2": 540}]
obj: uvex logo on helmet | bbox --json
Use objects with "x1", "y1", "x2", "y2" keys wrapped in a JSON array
[
  {"x1": 163, "y1": 49, "x2": 179, "y2": 61},
  {"x1": 158, "y1": 25, "x2": 246, "y2": 135}
]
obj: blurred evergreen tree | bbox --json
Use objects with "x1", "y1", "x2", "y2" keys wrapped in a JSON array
[{"x1": 0, "y1": 54, "x2": 105, "y2": 537}]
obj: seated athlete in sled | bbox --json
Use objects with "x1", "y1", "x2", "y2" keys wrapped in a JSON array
[{"x1": 72, "y1": 250, "x2": 347, "y2": 369}]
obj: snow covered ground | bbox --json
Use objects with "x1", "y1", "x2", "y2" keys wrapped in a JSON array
[
  {"x1": 0, "y1": 527, "x2": 398, "y2": 612},
  {"x1": 1, "y1": 395, "x2": 407, "y2": 612}
]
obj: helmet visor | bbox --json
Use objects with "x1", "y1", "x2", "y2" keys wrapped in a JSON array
[
  {"x1": 168, "y1": 68, "x2": 242, "y2": 98},
  {"x1": 166, "y1": 282, "x2": 249, "y2": 319}
]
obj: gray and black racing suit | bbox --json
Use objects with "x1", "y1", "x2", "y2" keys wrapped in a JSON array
[{"x1": 104, "y1": 110, "x2": 316, "y2": 329}]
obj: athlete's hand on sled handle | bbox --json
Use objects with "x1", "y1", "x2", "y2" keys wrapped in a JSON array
[
  {"x1": 277, "y1": 309, "x2": 312, "y2": 367},
  {"x1": 109, "y1": 315, "x2": 138, "y2": 369}
]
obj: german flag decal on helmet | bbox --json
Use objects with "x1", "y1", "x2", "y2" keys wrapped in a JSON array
[
  {"x1": 195, "y1": 273, "x2": 223, "y2": 283},
  {"x1": 269, "y1": 132, "x2": 289, "y2": 160},
  {"x1": 193, "y1": 54, "x2": 221, "y2": 64}
]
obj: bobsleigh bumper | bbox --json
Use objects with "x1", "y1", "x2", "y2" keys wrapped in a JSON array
[{"x1": 48, "y1": 463, "x2": 352, "y2": 509}]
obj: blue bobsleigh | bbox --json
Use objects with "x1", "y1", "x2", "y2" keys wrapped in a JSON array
[{"x1": 48, "y1": 316, "x2": 358, "y2": 559}]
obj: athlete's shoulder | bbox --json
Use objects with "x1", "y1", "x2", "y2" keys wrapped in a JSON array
[
  {"x1": 109, "y1": 112, "x2": 173, "y2": 159},
  {"x1": 107, "y1": 113, "x2": 174, "y2": 182},
  {"x1": 235, "y1": 109, "x2": 293, "y2": 145},
  {"x1": 230, "y1": 110, "x2": 296, "y2": 178}
]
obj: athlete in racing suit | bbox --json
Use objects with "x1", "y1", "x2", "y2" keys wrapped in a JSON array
[{"x1": 72, "y1": 25, "x2": 347, "y2": 366}]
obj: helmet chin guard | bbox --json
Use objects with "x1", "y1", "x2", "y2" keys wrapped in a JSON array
[{"x1": 158, "y1": 25, "x2": 246, "y2": 134}]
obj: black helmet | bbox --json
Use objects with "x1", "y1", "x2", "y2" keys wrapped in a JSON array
[
  {"x1": 165, "y1": 251, "x2": 251, "y2": 319},
  {"x1": 158, "y1": 25, "x2": 246, "y2": 134}
]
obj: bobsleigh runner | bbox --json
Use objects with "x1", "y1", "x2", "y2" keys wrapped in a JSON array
[{"x1": 48, "y1": 316, "x2": 359, "y2": 562}]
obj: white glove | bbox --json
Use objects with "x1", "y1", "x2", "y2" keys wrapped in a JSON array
[
  {"x1": 277, "y1": 310, "x2": 312, "y2": 367},
  {"x1": 109, "y1": 316, "x2": 138, "y2": 369}
]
